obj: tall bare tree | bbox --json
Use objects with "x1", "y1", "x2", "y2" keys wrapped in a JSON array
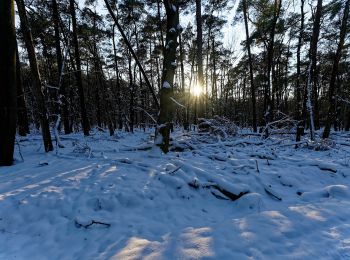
[
  {"x1": 70, "y1": 0, "x2": 90, "y2": 136},
  {"x1": 52, "y1": 0, "x2": 71, "y2": 134},
  {"x1": 17, "y1": 0, "x2": 53, "y2": 152},
  {"x1": 242, "y1": 0, "x2": 257, "y2": 132},
  {"x1": 305, "y1": 0, "x2": 323, "y2": 140},
  {"x1": 296, "y1": 0, "x2": 305, "y2": 142},
  {"x1": 157, "y1": 0, "x2": 180, "y2": 153},
  {"x1": 323, "y1": 0, "x2": 350, "y2": 139},
  {"x1": 0, "y1": 0, "x2": 17, "y2": 165},
  {"x1": 196, "y1": 0, "x2": 204, "y2": 90}
]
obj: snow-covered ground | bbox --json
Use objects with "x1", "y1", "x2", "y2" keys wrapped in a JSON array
[{"x1": 0, "y1": 129, "x2": 350, "y2": 259}]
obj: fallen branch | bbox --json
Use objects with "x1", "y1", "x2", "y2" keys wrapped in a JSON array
[
  {"x1": 75, "y1": 219, "x2": 111, "y2": 229},
  {"x1": 264, "y1": 186, "x2": 282, "y2": 201},
  {"x1": 188, "y1": 180, "x2": 249, "y2": 201}
]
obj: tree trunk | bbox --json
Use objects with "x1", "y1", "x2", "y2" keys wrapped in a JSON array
[
  {"x1": 112, "y1": 24, "x2": 123, "y2": 130},
  {"x1": 322, "y1": 0, "x2": 349, "y2": 139},
  {"x1": 265, "y1": 0, "x2": 282, "y2": 136},
  {"x1": 242, "y1": 0, "x2": 257, "y2": 132},
  {"x1": 16, "y1": 46, "x2": 30, "y2": 136},
  {"x1": 52, "y1": 0, "x2": 70, "y2": 134},
  {"x1": 157, "y1": 0, "x2": 180, "y2": 153},
  {"x1": 157, "y1": 0, "x2": 165, "y2": 49},
  {"x1": 296, "y1": 0, "x2": 305, "y2": 143},
  {"x1": 179, "y1": 33, "x2": 185, "y2": 92},
  {"x1": 69, "y1": 0, "x2": 90, "y2": 136},
  {"x1": 17, "y1": 0, "x2": 53, "y2": 152},
  {"x1": 196, "y1": 0, "x2": 204, "y2": 90},
  {"x1": 128, "y1": 54, "x2": 134, "y2": 133},
  {"x1": 0, "y1": 0, "x2": 17, "y2": 165},
  {"x1": 305, "y1": 0, "x2": 322, "y2": 140}
]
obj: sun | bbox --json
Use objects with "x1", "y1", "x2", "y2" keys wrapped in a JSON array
[{"x1": 192, "y1": 84, "x2": 203, "y2": 97}]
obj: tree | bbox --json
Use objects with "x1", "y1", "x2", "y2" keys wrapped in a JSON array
[
  {"x1": 0, "y1": 0, "x2": 17, "y2": 166},
  {"x1": 323, "y1": 0, "x2": 350, "y2": 139},
  {"x1": 266, "y1": 0, "x2": 282, "y2": 133},
  {"x1": 241, "y1": 0, "x2": 257, "y2": 132},
  {"x1": 196, "y1": 0, "x2": 204, "y2": 92},
  {"x1": 16, "y1": 45, "x2": 30, "y2": 137},
  {"x1": 17, "y1": 0, "x2": 53, "y2": 152},
  {"x1": 296, "y1": 0, "x2": 305, "y2": 142},
  {"x1": 305, "y1": 0, "x2": 323, "y2": 140},
  {"x1": 69, "y1": 0, "x2": 90, "y2": 136},
  {"x1": 156, "y1": 0, "x2": 180, "y2": 153},
  {"x1": 52, "y1": 0, "x2": 71, "y2": 134}
]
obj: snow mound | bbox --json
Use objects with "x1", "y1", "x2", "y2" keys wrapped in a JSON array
[
  {"x1": 301, "y1": 185, "x2": 349, "y2": 201},
  {"x1": 234, "y1": 193, "x2": 264, "y2": 212}
]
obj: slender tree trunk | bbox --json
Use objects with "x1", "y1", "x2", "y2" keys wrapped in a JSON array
[
  {"x1": 205, "y1": 29, "x2": 211, "y2": 116},
  {"x1": 179, "y1": 33, "x2": 188, "y2": 129},
  {"x1": 179, "y1": 33, "x2": 185, "y2": 92},
  {"x1": 305, "y1": 0, "x2": 322, "y2": 140},
  {"x1": 196, "y1": 0, "x2": 204, "y2": 89},
  {"x1": 93, "y1": 41, "x2": 114, "y2": 136},
  {"x1": 296, "y1": 0, "x2": 305, "y2": 143},
  {"x1": 157, "y1": 0, "x2": 180, "y2": 153},
  {"x1": 212, "y1": 38, "x2": 218, "y2": 114},
  {"x1": 242, "y1": 0, "x2": 257, "y2": 132},
  {"x1": 16, "y1": 46, "x2": 30, "y2": 136},
  {"x1": 69, "y1": 0, "x2": 90, "y2": 136},
  {"x1": 112, "y1": 24, "x2": 123, "y2": 130},
  {"x1": 322, "y1": 0, "x2": 349, "y2": 139},
  {"x1": 157, "y1": 0, "x2": 165, "y2": 49},
  {"x1": 128, "y1": 54, "x2": 134, "y2": 133},
  {"x1": 0, "y1": 0, "x2": 17, "y2": 165},
  {"x1": 265, "y1": 0, "x2": 282, "y2": 136},
  {"x1": 346, "y1": 109, "x2": 350, "y2": 131},
  {"x1": 52, "y1": 0, "x2": 70, "y2": 134},
  {"x1": 17, "y1": 0, "x2": 53, "y2": 152}
]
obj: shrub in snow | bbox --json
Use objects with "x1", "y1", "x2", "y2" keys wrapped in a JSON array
[
  {"x1": 261, "y1": 111, "x2": 298, "y2": 136},
  {"x1": 72, "y1": 141, "x2": 92, "y2": 157},
  {"x1": 307, "y1": 138, "x2": 336, "y2": 151},
  {"x1": 198, "y1": 116, "x2": 238, "y2": 139}
]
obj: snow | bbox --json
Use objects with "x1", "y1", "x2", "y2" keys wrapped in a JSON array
[
  {"x1": 162, "y1": 81, "x2": 171, "y2": 89},
  {"x1": 1, "y1": 129, "x2": 350, "y2": 259},
  {"x1": 171, "y1": 4, "x2": 176, "y2": 12}
]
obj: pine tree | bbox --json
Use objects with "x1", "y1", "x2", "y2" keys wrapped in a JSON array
[{"x1": 0, "y1": 0, "x2": 17, "y2": 166}]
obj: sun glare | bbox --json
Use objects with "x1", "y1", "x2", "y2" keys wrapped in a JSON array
[{"x1": 192, "y1": 84, "x2": 203, "y2": 97}]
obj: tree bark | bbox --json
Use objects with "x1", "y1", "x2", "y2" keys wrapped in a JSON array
[
  {"x1": 52, "y1": 0, "x2": 70, "y2": 134},
  {"x1": 16, "y1": 46, "x2": 30, "y2": 136},
  {"x1": 0, "y1": 0, "x2": 17, "y2": 165},
  {"x1": 112, "y1": 24, "x2": 123, "y2": 130},
  {"x1": 69, "y1": 0, "x2": 90, "y2": 136},
  {"x1": 17, "y1": 0, "x2": 53, "y2": 152},
  {"x1": 196, "y1": 0, "x2": 204, "y2": 90},
  {"x1": 322, "y1": 0, "x2": 349, "y2": 139},
  {"x1": 296, "y1": 0, "x2": 305, "y2": 143},
  {"x1": 157, "y1": 0, "x2": 180, "y2": 153},
  {"x1": 265, "y1": 0, "x2": 282, "y2": 136},
  {"x1": 305, "y1": 0, "x2": 322, "y2": 140},
  {"x1": 242, "y1": 0, "x2": 257, "y2": 132}
]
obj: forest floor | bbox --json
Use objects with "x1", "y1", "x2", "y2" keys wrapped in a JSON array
[{"x1": 0, "y1": 128, "x2": 350, "y2": 259}]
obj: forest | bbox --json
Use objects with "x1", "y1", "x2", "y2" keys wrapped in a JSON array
[{"x1": 0, "y1": 0, "x2": 350, "y2": 259}]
